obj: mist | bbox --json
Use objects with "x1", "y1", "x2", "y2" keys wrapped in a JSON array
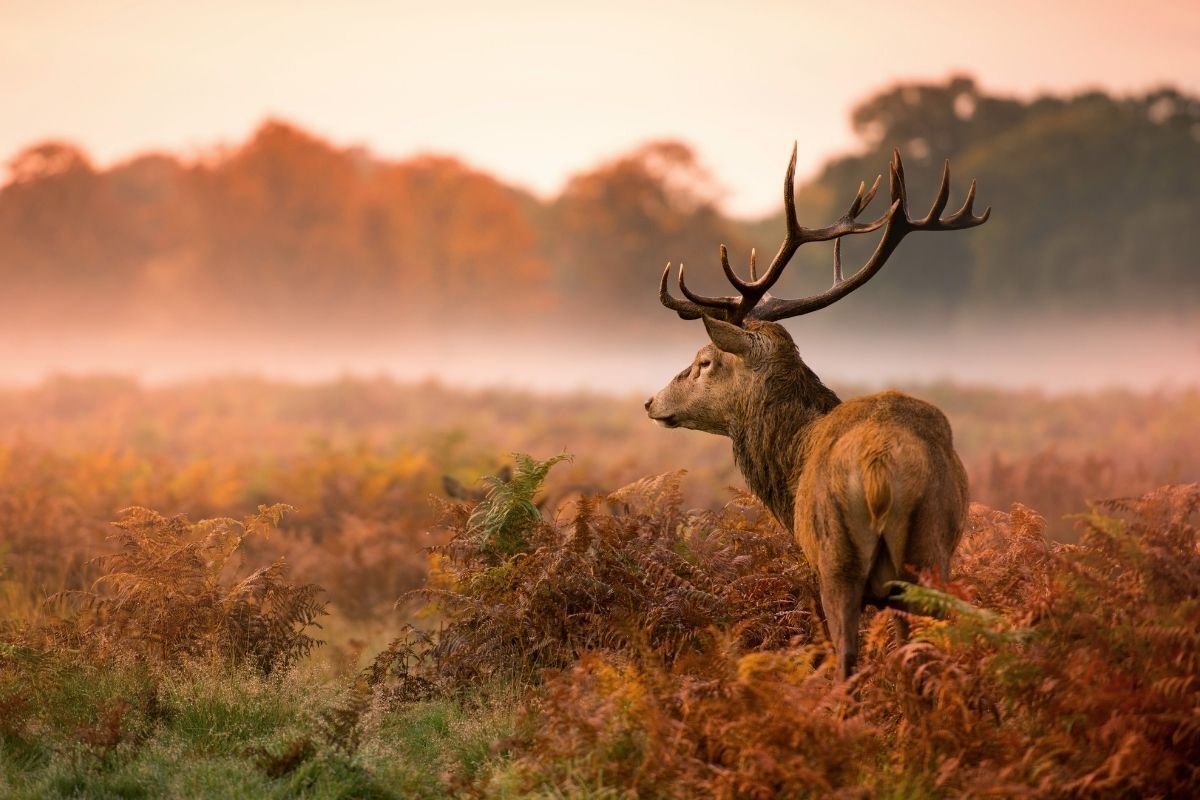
[{"x1": 4, "y1": 315, "x2": 1195, "y2": 395}]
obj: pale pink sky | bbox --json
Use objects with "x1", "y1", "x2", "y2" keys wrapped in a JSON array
[{"x1": 2, "y1": 0, "x2": 1198, "y2": 215}]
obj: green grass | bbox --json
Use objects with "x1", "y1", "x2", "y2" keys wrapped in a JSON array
[{"x1": 0, "y1": 648, "x2": 521, "y2": 799}]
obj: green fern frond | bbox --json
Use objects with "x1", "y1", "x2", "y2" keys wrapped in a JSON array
[
  {"x1": 468, "y1": 452, "x2": 571, "y2": 557},
  {"x1": 885, "y1": 581, "x2": 993, "y2": 622},
  {"x1": 886, "y1": 580, "x2": 1029, "y2": 647}
]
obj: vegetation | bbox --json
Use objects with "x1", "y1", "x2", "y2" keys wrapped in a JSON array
[
  {"x1": 57, "y1": 504, "x2": 326, "y2": 675},
  {"x1": 3, "y1": 77, "x2": 1198, "y2": 341},
  {"x1": 2, "y1": 376, "x2": 1196, "y2": 631},
  {"x1": 0, "y1": 649, "x2": 520, "y2": 799},
  {"x1": 3, "y1": 448, "x2": 1198, "y2": 797},
  {"x1": 3, "y1": 62, "x2": 1196, "y2": 798},
  {"x1": 2, "y1": 379, "x2": 1198, "y2": 797},
  {"x1": 499, "y1": 481, "x2": 1200, "y2": 798}
]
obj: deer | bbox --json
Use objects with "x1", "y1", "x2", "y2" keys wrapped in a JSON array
[{"x1": 645, "y1": 146, "x2": 989, "y2": 679}]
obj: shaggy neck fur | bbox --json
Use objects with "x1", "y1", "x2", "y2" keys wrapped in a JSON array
[{"x1": 727, "y1": 332, "x2": 841, "y2": 531}]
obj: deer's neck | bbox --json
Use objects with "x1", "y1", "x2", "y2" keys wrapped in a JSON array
[{"x1": 729, "y1": 363, "x2": 840, "y2": 531}]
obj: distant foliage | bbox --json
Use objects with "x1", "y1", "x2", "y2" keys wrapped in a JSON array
[
  {"x1": 62, "y1": 504, "x2": 326, "y2": 674},
  {"x1": 548, "y1": 140, "x2": 747, "y2": 323},
  {"x1": 778, "y1": 77, "x2": 1200, "y2": 317},
  {"x1": 3, "y1": 78, "x2": 1196, "y2": 336},
  {"x1": 0, "y1": 122, "x2": 551, "y2": 329}
]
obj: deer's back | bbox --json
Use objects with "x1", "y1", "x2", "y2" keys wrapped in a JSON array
[{"x1": 793, "y1": 390, "x2": 967, "y2": 592}]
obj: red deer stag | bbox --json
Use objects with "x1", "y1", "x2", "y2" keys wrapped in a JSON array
[{"x1": 645, "y1": 146, "x2": 989, "y2": 679}]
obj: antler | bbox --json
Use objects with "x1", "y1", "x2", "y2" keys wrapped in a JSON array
[{"x1": 659, "y1": 145, "x2": 990, "y2": 324}]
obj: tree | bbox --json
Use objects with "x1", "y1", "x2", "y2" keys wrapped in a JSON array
[
  {"x1": 549, "y1": 141, "x2": 746, "y2": 328},
  {"x1": 747, "y1": 79, "x2": 1200, "y2": 319}
]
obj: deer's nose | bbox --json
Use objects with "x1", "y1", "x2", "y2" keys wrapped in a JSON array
[{"x1": 644, "y1": 397, "x2": 653, "y2": 411}]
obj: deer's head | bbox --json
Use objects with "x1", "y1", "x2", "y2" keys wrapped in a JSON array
[
  {"x1": 646, "y1": 145, "x2": 990, "y2": 436},
  {"x1": 646, "y1": 318, "x2": 802, "y2": 435}
]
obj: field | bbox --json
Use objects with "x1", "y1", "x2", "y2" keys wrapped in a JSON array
[{"x1": 1, "y1": 376, "x2": 1198, "y2": 798}]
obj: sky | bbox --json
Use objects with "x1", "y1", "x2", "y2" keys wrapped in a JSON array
[{"x1": 2, "y1": 0, "x2": 1199, "y2": 216}]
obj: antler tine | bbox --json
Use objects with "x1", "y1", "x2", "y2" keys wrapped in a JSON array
[
  {"x1": 957, "y1": 180, "x2": 978, "y2": 220},
  {"x1": 720, "y1": 244, "x2": 753, "y2": 291},
  {"x1": 744, "y1": 143, "x2": 803, "y2": 297},
  {"x1": 658, "y1": 263, "x2": 706, "y2": 320},
  {"x1": 913, "y1": 161, "x2": 990, "y2": 229},
  {"x1": 943, "y1": 179, "x2": 992, "y2": 226},
  {"x1": 850, "y1": 175, "x2": 883, "y2": 218},
  {"x1": 781, "y1": 142, "x2": 801, "y2": 240},
  {"x1": 659, "y1": 262, "x2": 739, "y2": 321},
  {"x1": 919, "y1": 160, "x2": 952, "y2": 224},
  {"x1": 678, "y1": 262, "x2": 734, "y2": 308},
  {"x1": 889, "y1": 149, "x2": 908, "y2": 210}
]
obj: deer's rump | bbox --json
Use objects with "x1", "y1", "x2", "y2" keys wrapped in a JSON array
[{"x1": 793, "y1": 391, "x2": 968, "y2": 601}]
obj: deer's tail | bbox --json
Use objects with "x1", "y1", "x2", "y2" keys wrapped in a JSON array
[{"x1": 861, "y1": 444, "x2": 893, "y2": 535}]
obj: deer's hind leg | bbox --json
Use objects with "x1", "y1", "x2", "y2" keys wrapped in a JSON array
[
  {"x1": 801, "y1": 489, "x2": 873, "y2": 681},
  {"x1": 816, "y1": 496, "x2": 873, "y2": 681},
  {"x1": 820, "y1": 576, "x2": 865, "y2": 681}
]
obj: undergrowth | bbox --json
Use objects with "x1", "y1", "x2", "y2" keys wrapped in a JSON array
[
  {"x1": 36, "y1": 504, "x2": 328, "y2": 675},
  {"x1": 410, "y1": 461, "x2": 820, "y2": 688},
  {"x1": 394, "y1": 459, "x2": 1200, "y2": 798},
  {"x1": 3, "y1": 452, "x2": 1197, "y2": 798}
]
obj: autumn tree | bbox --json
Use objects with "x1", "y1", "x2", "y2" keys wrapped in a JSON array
[
  {"x1": 361, "y1": 155, "x2": 552, "y2": 326},
  {"x1": 188, "y1": 121, "x2": 370, "y2": 322},
  {"x1": 0, "y1": 143, "x2": 146, "y2": 324},
  {"x1": 547, "y1": 141, "x2": 748, "y2": 329}
]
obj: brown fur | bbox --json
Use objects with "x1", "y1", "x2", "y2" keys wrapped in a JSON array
[
  {"x1": 861, "y1": 442, "x2": 893, "y2": 534},
  {"x1": 648, "y1": 320, "x2": 968, "y2": 679}
]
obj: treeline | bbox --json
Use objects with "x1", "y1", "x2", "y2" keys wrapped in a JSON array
[
  {"x1": 762, "y1": 77, "x2": 1200, "y2": 321},
  {"x1": 1, "y1": 76, "x2": 1197, "y2": 339}
]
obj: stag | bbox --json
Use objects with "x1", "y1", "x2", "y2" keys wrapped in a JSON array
[{"x1": 646, "y1": 146, "x2": 989, "y2": 679}]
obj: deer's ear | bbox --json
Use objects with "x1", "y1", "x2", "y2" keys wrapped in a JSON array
[{"x1": 703, "y1": 316, "x2": 755, "y2": 357}]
